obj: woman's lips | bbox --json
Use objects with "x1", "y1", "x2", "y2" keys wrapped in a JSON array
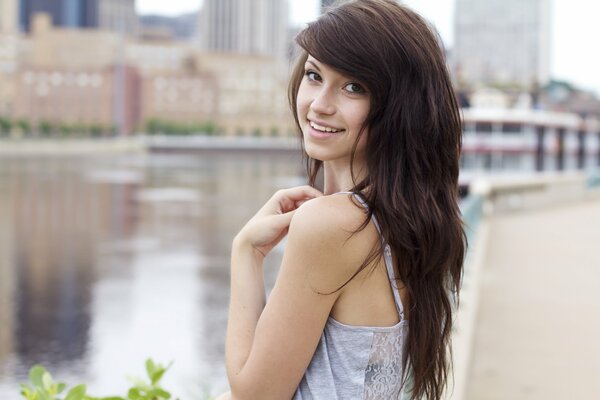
[
  {"x1": 307, "y1": 120, "x2": 345, "y2": 139},
  {"x1": 309, "y1": 120, "x2": 343, "y2": 133}
]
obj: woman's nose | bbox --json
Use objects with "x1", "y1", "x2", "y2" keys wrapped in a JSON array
[{"x1": 310, "y1": 88, "x2": 336, "y2": 115}]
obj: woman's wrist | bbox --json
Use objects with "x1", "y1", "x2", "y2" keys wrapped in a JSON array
[{"x1": 232, "y1": 233, "x2": 265, "y2": 266}]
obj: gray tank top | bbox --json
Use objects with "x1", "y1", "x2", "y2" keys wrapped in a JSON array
[{"x1": 293, "y1": 192, "x2": 409, "y2": 400}]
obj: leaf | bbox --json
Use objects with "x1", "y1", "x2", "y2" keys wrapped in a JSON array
[
  {"x1": 65, "y1": 384, "x2": 87, "y2": 400},
  {"x1": 150, "y1": 361, "x2": 173, "y2": 385},
  {"x1": 145, "y1": 359, "x2": 155, "y2": 379},
  {"x1": 127, "y1": 388, "x2": 141, "y2": 400},
  {"x1": 38, "y1": 390, "x2": 52, "y2": 400},
  {"x1": 19, "y1": 383, "x2": 35, "y2": 400},
  {"x1": 57, "y1": 383, "x2": 67, "y2": 394},
  {"x1": 41, "y1": 372, "x2": 54, "y2": 390},
  {"x1": 28, "y1": 365, "x2": 46, "y2": 388},
  {"x1": 150, "y1": 369, "x2": 166, "y2": 386},
  {"x1": 149, "y1": 388, "x2": 171, "y2": 399}
]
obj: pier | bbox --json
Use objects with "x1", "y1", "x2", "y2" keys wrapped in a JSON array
[{"x1": 451, "y1": 171, "x2": 600, "y2": 400}]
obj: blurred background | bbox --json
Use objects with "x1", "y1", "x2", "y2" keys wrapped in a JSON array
[{"x1": 0, "y1": 0, "x2": 599, "y2": 399}]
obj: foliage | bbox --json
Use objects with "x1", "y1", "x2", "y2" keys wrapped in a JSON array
[
  {"x1": 20, "y1": 359, "x2": 178, "y2": 400},
  {"x1": 89, "y1": 124, "x2": 104, "y2": 138},
  {"x1": 16, "y1": 119, "x2": 31, "y2": 135},
  {"x1": 38, "y1": 120, "x2": 56, "y2": 137},
  {"x1": 0, "y1": 117, "x2": 116, "y2": 138},
  {"x1": 145, "y1": 118, "x2": 217, "y2": 136},
  {"x1": 252, "y1": 127, "x2": 262, "y2": 137},
  {"x1": 0, "y1": 117, "x2": 12, "y2": 136}
]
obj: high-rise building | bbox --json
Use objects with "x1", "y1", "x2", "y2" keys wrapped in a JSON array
[
  {"x1": 200, "y1": 0, "x2": 288, "y2": 61},
  {"x1": 19, "y1": 0, "x2": 98, "y2": 32},
  {"x1": 98, "y1": 0, "x2": 137, "y2": 35},
  {"x1": 453, "y1": 0, "x2": 551, "y2": 89},
  {"x1": 18, "y1": 0, "x2": 137, "y2": 34},
  {"x1": 0, "y1": 0, "x2": 19, "y2": 33}
]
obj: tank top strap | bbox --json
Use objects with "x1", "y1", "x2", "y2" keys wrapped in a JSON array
[{"x1": 332, "y1": 191, "x2": 406, "y2": 321}]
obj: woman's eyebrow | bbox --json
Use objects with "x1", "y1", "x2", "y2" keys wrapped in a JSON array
[{"x1": 306, "y1": 60, "x2": 321, "y2": 71}]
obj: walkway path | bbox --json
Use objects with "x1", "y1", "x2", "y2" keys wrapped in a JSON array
[{"x1": 465, "y1": 198, "x2": 600, "y2": 400}]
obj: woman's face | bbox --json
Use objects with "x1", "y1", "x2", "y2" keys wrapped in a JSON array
[{"x1": 296, "y1": 55, "x2": 370, "y2": 164}]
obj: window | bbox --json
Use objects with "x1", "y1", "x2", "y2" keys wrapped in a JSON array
[
  {"x1": 502, "y1": 123, "x2": 522, "y2": 135},
  {"x1": 475, "y1": 122, "x2": 493, "y2": 135}
]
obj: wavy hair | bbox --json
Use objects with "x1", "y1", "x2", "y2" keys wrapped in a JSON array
[{"x1": 288, "y1": 1, "x2": 467, "y2": 399}]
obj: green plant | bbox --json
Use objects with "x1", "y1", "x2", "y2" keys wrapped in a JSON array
[
  {"x1": 126, "y1": 359, "x2": 174, "y2": 400},
  {"x1": 0, "y1": 117, "x2": 12, "y2": 136},
  {"x1": 38, "y1": 120, "x2": 55, "y2": 137},
  {"x1": 59, "y1": 123, "x2": 74, "y2": 137},
  {"x1": 20, "y1": 365, "x2": 93, "y2": 400},
  {"x1": 20, "y1": 359, "x2": 177, "y2": 400},
  {"x1": 16, "y1": 119, "x2": 32, "y2": 136},
  {"x1": 89, "y1": 124, "x2": 103, "y2": 138},
  {"x1": 145, "y1": 118, "x2": 162, "y2": 135}
]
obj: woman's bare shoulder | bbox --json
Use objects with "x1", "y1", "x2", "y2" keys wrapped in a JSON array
[
  {"x1": 286, "y1": 193, "x2": 377, "y2": 284},
  {"x1": 291, "y1": 193, "x2": 370, "y2": 239}
]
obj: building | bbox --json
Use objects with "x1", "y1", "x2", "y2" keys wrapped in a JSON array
[
  {"x1": 195, "y1": 52, "x2": 290, "y2": 135},
  {"x1": 14, "y1": 13, "x2": 140, "y2": 134},
  {"x1": 453, "y1": 0, "x2": 551, "y2": 90},
  {"x1": 461, "y1": 108, "x2": 600, "y2": 173},
  {"x1": 0, "y1": 0, "x2": 19, "y2": 33},
  {"x1": 139, "y1": 12, "x2": 198, "y2": 41},
  {"x1": 18, "y1": 0, "x2": 137, "y2": 34},
  {"x1": 3, "y1": 9, "x2": 291, "y2": 136},
  {"x1": 140, "y1": 70, "x2": 218, "y2": 128},
  {"x1": 0, "y1": 0, "x2": 19, "y2": 116},
  {"x1": 0, "y1": 34, "x2": 18, "y2": 116},
  {"x1": 19, "y1": 0, "x2": 98, "y2": 32},
  {"x1": 200, "y1": 0, "x2": 288, "y2": 62},
  {"x1": 98, "y1": 0, "x2": 137, "y2": 35}
]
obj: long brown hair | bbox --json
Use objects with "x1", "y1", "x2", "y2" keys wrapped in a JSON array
[{"x1": 288, "y1": 1, "x2": 466, "y2": 399}]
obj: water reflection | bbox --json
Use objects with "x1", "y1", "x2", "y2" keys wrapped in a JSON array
[{"x1": 0, "y1": 152, "x2": 304, "y2": 398}]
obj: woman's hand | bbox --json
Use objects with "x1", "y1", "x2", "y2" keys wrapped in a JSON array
[{"x1": 234, "y1": 185, "x2": 323, "y2": 259}]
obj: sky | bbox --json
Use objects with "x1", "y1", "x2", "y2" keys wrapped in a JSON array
[{"x1": 136, "y1": 0, "x2": 600, "y2": 96}]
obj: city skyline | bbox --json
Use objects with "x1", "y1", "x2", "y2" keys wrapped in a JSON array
[
  {"x1": 453, "y1": 0, "x2": 551, "y2": 89},
  {"x1": 136, "y1": 0, "x2": 600, "y2": 96}
]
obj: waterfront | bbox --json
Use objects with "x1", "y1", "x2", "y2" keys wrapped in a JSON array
[{"x1": 0, "y1": 152, "x2": 305, "y2": 399}]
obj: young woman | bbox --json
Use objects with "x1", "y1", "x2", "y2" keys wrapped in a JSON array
[{"x1": 218, "y1": 1, "x2": 466, "y2": 399}]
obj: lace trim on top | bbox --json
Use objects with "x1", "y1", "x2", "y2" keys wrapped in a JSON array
[{"x1": 363, "y1": 327, "x2": 407, "y2": 399}]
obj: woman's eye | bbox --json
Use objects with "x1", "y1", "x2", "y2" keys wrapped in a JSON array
[
  {"x1": 305, "y1": 71, "x2": 321, "y2": 82},
  {"x1": 344, "y1": 83, "x2": 364, "y2": 94}
]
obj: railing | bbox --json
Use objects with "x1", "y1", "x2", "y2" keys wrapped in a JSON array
[{"x1": 586, "y1": 168, "x2": 600, "y2": 188}]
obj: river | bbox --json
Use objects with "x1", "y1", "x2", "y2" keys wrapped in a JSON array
[{"x1": 0, "y1": 152, "x2": 305, "y2": 399}]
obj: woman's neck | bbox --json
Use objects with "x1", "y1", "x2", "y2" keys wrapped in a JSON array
[{"x1": 322, "y1": 158, "x2": 368, "y2": 195}]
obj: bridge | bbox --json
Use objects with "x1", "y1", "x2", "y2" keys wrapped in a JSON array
[{"x1": 450, "y1": 170, "x2": 600, "y2": 399}]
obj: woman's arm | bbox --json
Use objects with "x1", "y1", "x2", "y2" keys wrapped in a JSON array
[{"x1": 224, "y1": 189, "x2": 361, "y2": 400}]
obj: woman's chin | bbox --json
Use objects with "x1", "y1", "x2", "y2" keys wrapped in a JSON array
[{"x1": 303, "y1": 143, "x2": 328, "y2": 162}]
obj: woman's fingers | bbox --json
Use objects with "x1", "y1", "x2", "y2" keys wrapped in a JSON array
[
  {"x1": 272, "y1": 186, "x2": 323, "y2": 213},
  {"x1": 237, "y1": 186, "x2": 322, "y2": 258},
  {"x1": 281, "y1": 185, "x2": 323, "y2": 201}
]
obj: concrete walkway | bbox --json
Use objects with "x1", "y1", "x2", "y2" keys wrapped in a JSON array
[{"x1": 465, "y1": 198, "x2": 600, "y2": 400}]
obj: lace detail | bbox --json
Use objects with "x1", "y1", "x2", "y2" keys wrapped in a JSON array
[{"x1": 363, "y1": 326, "x2": 407, "y2": 399}]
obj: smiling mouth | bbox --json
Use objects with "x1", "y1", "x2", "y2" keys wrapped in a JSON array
[{"x1": 309, "y1": 120, "x2": 345, "y2": 133}]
